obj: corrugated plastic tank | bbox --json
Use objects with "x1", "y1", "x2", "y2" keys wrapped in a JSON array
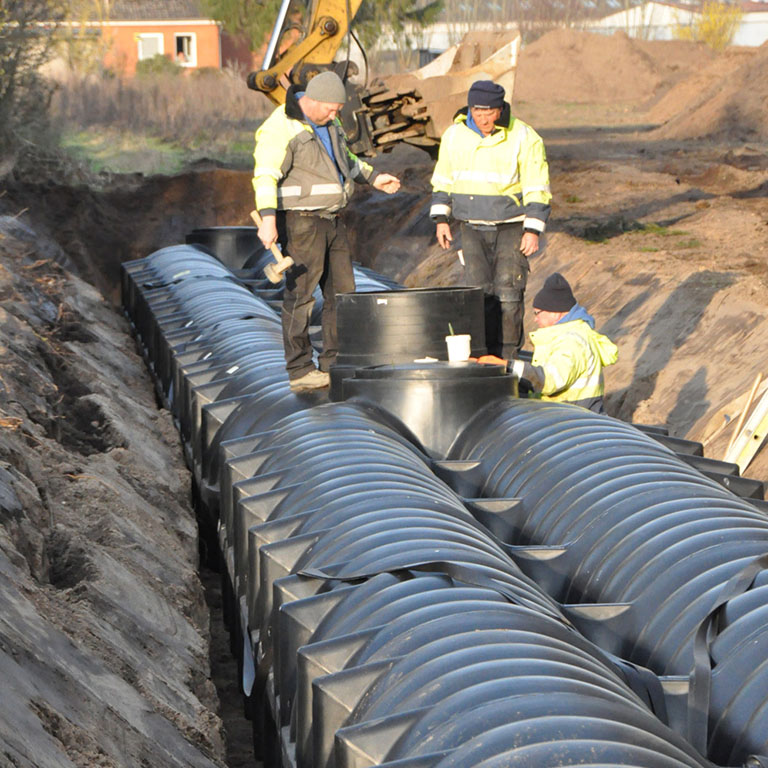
[{"x1": 121, "y1": 228, "x2": 768, "y2": 768}]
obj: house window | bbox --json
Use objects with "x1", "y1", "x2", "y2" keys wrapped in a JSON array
[
  {"x1": 137, "y1": 33, "x2": 164, "y2": 60},
  {"x1": 174, "y1": 33, "x2": 197, "y2": 66}
]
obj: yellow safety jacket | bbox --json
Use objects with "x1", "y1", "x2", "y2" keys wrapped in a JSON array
[
  {"x1": 430, "y1": 105, "x2": 552, "y2": 232},
  {"x1": 529, "y1": 317, "x2": 618, "y2": 410},
  {"x1": 253, "y1": 87, "x2": 377, "y2": 215}
]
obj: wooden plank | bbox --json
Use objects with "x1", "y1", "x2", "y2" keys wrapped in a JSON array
[
  {"x1": 725, "y1": 373, "x2": 762, "y2": 456},
  {"x1": 724, "y1": 387, "x2": 768, "y2": 473},
  {"x1": 698, "y1": 379, "x2": 768, "y2": 447}
]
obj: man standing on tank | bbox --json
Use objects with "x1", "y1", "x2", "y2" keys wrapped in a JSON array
[
  {"x1": 430, "y1": 79, "x2": 552, "y2": 359},
  {"x1": 253, "y1": 71, "x2": 401, "y2": 390}
]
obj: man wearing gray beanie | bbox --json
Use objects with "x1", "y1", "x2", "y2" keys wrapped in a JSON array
[
  {"x1": 254, "y1": 71, "x2": 401, "y2": 390},
  {"x1": 430, "y1": 78, "x2": 551, "y2": 360},
  {"x1": 478, "y1": 272, "x2": 618, "y2": 413}
]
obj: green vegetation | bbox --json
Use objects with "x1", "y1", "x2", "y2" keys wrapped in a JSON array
[
  {"x1": 675, "y1": 0, "x2": 742, "y2": 52},
  {"x1": 201, "y1": 0, "x2": 277, "y2": 55},
  {"x1": 629, "y1": 223, "x2": 687, "y2": 237},
  {"x1": 135, "y1": 54, "x2": 183, "y2": 78},
  {"x1": 565, "y1": 194, "x2": 583, "y2": 203},
  {"x1": 0, "y1": 1, "x2": 60, "y2": 158},
  {"x1": 201, "y1": 0, "x2": 442, "y2": 68},
  {"x1": 628, "y1": 223, "x2": 702, "y2": 252},
  {"x1": 51, "y1": 67, "x2": 267, "y2": 173},
  {"x1": 61, "y1": 126, "x2": 256, "y2": 175},
  {"x1": 61, "y1": 130, "x2": 187, "y2": 175}
]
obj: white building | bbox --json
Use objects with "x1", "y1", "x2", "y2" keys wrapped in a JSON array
[{"x1": 585, "y1": 0, "x2": 768, "y2": 46}]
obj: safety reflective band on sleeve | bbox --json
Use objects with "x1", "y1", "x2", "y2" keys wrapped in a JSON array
[
  {"x1": 453, "y1": 169, "x2": 518, "y2": 185},
  {"x1": 522, "y1": 184, "x2": 551, "y2": 195},
  {"x1": 430, "y1": 203, "x2": 451, "y2": 217},
  {"x1": 253, "y1": 167, "x2": 282, "y2": 179},
  {"x1": 431, "y1": 172, "x2": 452, "y2": 187},
  {"x1": 523, "y1": 217, "x2": 545, "y2": 232},
  {"x1": 546, "y1": 365, "x2": 569, "y2": 392}
]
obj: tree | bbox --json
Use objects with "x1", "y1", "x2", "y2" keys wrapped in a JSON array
[
  {"x1": 202, "y1": 0, "x2": 441, "y2": 62},
  {"x1": 675, "y1": 0, "x2": 742, "y2": 52},
  {"x1": 354, "y1": 0, "x2": 442, "y2": 54},
  {"x1": 201, "y1": 0, "x2": 282, "y2": 54},
  {"x1": 0, "y1": 1, "x2": 65, "y2": 157}
]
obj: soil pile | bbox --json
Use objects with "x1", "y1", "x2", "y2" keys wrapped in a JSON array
[
  {"x1": 649, "y1": 43, "x2": 768, "y2": 140},
  {"x1": 515, "y1": 29, "x2": 714, "y2": 105}
]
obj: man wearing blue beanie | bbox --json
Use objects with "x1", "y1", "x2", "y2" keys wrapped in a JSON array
[{"x1": 430, "y1": 79, "x2": 551, "y2": 359}]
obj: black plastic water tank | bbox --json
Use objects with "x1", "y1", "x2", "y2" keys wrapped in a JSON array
[
  {"x1": 342, "y1": 362, "x2": 515, "y2": 458},
  {"x1": 336, "y1": 287, "x2": 487, "y2": 366},
  {"x1": 186, "y1": 226, "x2": 262, "y2": 270}
]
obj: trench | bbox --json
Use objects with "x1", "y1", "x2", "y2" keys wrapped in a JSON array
[{"x1": 4, "y1": 151, "x2": 768, "y2": 766}]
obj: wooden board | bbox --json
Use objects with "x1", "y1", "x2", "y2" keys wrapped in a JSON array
[{"x1": 723, "y1": 387, "x2": 768, "y2": 473}]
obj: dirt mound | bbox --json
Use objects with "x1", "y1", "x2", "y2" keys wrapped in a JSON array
[
  {"x1": 649, "y1": 43, "x2": 768, "y2": 140},
  {"x1": 515, "y1": 28, "x2": 713, "y2": 104},
  {"x1": 0, "y1": 217, "x2": 229, "y2": 767}
]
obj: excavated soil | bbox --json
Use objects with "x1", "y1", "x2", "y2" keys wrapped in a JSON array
[{"x1": 1, "y1": 29, "x2": 768, "y2": 767}]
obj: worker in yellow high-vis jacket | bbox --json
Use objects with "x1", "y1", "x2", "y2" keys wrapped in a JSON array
[
  {"x1": 253, "y1": 71, "x2": 400, "y2": 391},
  {"x1": 478, "y1": 273, "x2": 618, "y2": 414},
  {"x1": 431, "y1": 79, "x2": 551, "y2": 359}
]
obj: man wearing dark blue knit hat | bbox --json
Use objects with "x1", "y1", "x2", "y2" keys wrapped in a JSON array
[{"x1": 430, "y1": 78, "x2": 552, "y2": 358}]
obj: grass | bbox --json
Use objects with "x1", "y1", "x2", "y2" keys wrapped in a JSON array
[
  {"x1": 51, "y1": 67, "x2": 267, "y2": 175},
  {"x1": 629, "y1": 222, "x2": 688, "y2": 237},
  {"x1": 61, "y1": 127, "x2": 256, "y2": 175},
  {"x1": 627, "y1": 223, "x2": 703, "y2": 252},
  {"x1": 61, "y1": 129, "x2": 187, "y2": 175}
]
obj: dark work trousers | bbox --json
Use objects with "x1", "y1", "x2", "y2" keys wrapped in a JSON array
[
  {"x1": 278, "y1": 211, "x2": 356, "y2": 380},
  {"x1": 460, "y1": 221, "x2": 530, "y2": 358}
]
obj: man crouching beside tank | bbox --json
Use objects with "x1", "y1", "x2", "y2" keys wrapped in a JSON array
[
  {"x1": 477, "y1": 273, "x2": 618, "y2": 413},
  {"x1": 253, "y1": 71, "x2": 401, "y2": 391}
]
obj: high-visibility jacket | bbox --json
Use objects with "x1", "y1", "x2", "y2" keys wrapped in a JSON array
[
  {"x1": 430, "y1": 105, "x2": 551, "y2": 233},
  {"x1": 527, "y1": 315, "x2": 618, "y2": 410},
  {"x1": 253, "y1": 87, "x2": 377, "y2": 215}
]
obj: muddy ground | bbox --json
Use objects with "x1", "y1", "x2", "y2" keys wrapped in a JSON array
[{"x1": 2, "y1": 30, "x2": 768, "y2": 768}]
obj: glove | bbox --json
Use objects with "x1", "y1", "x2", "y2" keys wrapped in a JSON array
[{"x1": 476, "y1": 355, "x2": 508, "y2": 366}]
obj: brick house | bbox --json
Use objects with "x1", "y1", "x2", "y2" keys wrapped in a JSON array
[{"x1": 92, "y1": 0, "x2": 260, "y2": 75}]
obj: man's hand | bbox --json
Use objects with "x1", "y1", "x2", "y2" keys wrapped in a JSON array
[
  {"x1": 520, "y1": 231, "x2": 540, "y2": 257},
  {"x1": 257, "y1": 213, "x2": 278, "y2": 250},
  {"x1": 436, "y1": 222, "x2": 453, "y2": 250},
  {"x1": 477, "y1": 355, "x2": 508, "y2": 366},
  {"x1": 372, "y1": 173, "x2": 401, "y2": 194}
]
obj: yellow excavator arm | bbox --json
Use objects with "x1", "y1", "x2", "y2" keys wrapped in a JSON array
[
  {"x1": 247, "y1": 0, "x2": 520, "y2": 157},
  {"x1": 247, "y1": 0, "x2": 362, "y2": 105}
]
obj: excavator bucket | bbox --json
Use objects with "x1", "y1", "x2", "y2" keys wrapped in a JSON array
[{"x1": 344, "y1": 29, "x2": 521, "y2": 157}]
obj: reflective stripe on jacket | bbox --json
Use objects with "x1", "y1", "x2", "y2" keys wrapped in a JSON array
[
  {"x1": 430, "y1": 105, "x2": 552, "y2": 232},
  {"x1": 253, "y1": 87, "x2": 376, "y2": 214},
  {"x1": 529, "y1": 319, "x2": 618, "y2": 406}
]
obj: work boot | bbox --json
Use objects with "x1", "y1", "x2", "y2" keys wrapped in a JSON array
[{"x1": 289, "y1": 369, "x2": 330, "y2": 390}]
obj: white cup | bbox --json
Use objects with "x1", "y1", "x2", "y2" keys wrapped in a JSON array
[{"x1": 445, "y1": 333, "x2": 471, "y2": 362}]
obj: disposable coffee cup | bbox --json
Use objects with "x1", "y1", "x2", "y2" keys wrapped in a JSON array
[{"x1": 445, "y1": 333, "x2": 471, "y2": 362}]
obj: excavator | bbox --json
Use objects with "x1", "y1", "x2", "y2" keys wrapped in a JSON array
[{"x1": 246, "y1": 0, "x2": 521, "y2": 157}]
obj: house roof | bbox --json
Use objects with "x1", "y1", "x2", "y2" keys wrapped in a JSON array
[{"x1": 104, "y1": 0, "x2": 209, "y2": 21}]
